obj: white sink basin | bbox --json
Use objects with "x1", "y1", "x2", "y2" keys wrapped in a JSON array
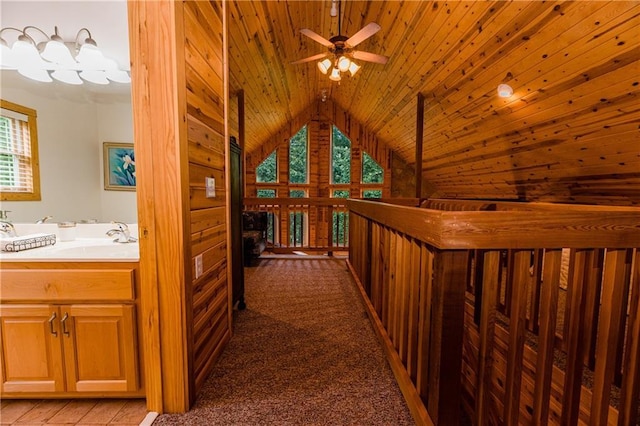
[{"x1": 0, "y1": 238, "x2": 139, "y2": 262}]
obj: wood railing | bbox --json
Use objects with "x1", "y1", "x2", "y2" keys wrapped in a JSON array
[
  {"x1": 347, "y1": 199, "x2": 640, "y2": 426},
  {"x1": 243, "y1": 197, "x2": 350, "y2": 254}
]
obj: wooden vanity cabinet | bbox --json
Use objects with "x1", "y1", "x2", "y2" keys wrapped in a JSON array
[{"x1": 0, "y1": 263, "x2": 142, "y2": 398}]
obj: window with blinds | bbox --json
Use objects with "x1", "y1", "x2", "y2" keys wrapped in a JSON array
[{"x1": 0, "y1": 100, "x2": 41, "y2": 201}]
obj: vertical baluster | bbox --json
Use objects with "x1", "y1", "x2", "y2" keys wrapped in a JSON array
[
  {"x1": 561, "y1": 249, "x2": 590, "y2": 426},
  {"x1": 532, "y1": 249, "x2": 562, "y2": 425},
  {"x1": 504, "y1": 250, "x2": 531, "y2": 425},
  {"x1": 387, "y1": 231, "x2": 398, "y2": 344},
  {"x1": 475, "y1": 250, "x2": 501, "y2": 426},
  {"x1": 416, "y1": 244, "x2": 434, "y2": 402},
  {"x1": 381, "y1": 227, "x2": 391, "y2": 330},
  {"x1": 590, "y1": 249, "x2": 632, "y2": 425},
  {"x1": 396, "y1": 234, "x2": 407, "y2": 355},
  {"x1": 584, "y1": 249, "x2": 604, "y2": 370},
  {"x1": 406, "y1": 238, "x2": 421, "y2": 383},
  {"x1": 618, "y1": 249, "x2": 640, "y2": 426},
  {"x1": 528, "y1": 249, "x2": 544, "y2": 333}
]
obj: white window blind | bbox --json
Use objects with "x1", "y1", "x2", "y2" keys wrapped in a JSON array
[{"x1": 0, "y1": 110, "x2": 33, "y2": 193}]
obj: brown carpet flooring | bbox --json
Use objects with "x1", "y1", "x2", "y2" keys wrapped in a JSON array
[{"x1": 154, "y1": 258, "x2": 414, "y2": 425}]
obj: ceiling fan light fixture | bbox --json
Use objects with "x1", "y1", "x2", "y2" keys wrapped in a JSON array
[
  {"x1": 497, "y1": 83, "x2": 513, "y2": 98},
  {"x1": 337, "y1": 55, "x2": 351, "y2": 72},
  {"x1": 348, "y1": 61, "x2": 360, "y2": 76},
  {"x1": 318, "y1": 58, "x2": 331, "y2": 74},
  {"x1": 329, "y1": 67, "x2": 341, "y2": 81}
]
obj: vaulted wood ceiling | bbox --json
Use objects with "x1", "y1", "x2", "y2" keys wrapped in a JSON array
[{"x1": 227, "y1": 1, "x2": 640, "y2": 205}]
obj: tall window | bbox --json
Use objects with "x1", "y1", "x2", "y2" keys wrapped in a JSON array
[
  {"x1": 0, "y1": 100, "x2": 41, "y2": 201},
  {"x1": 256, "y1": 150, "x2": 277, "y2": 183},
  {"x1": 289, "y1": 125, "x2": 308, "y2": 184},
  {"x1": 362, "y1": 152, "x2": 383, "y2": 184},
  {"x1": 331, "y1": 126, "x2": 350, "y2": 184}
]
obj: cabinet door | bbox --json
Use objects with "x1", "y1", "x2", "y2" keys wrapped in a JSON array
[
  {"x1": 62, "y1": 304, "x2": 139, "y2": 392},
  {"x1": 0, "y1": 304, "x2": 65, "y2": 393}
]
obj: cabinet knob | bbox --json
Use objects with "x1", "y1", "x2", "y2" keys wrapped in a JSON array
[{"x1": 48, "y1": 312, "x2": 57, "y2": 336}]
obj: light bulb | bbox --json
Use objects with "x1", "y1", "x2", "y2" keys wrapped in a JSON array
[
  {"x1": 337, "y1": 56, "x2": 351, "y2": 72},
  {"x1": 41, "y1": 39, "x2": 76, "y2": 67},
  {"x1": 317, "y1": 58, "x2": 331, "y2": 75},
  {"x1": 0, "y1": 41, "x2": 16, "y2": 69},
  {"x1": 497, "y1": 83, "x2": 513, "y2": 98},
  {"x1": 348, "y1": 61, "x2": 360, "y2": 76},
  {"x1": 52, "y1": 69, "x2": 83, "y2": 85},
  {"x1": 76, "y1": 43, "x2": 105, "y2": 70},
  {"x1": 329, "y1": 67, "x2": 341, "y2": 82},
  {"x1": 106, "y1": 69, "x2": 131, "y2": 83},
  {"x1": 18, "y1": 68, "x2": 52, "y2": 83},
  {"x1": 79, "y1": 70, "x2": 109, "y2": 84}
]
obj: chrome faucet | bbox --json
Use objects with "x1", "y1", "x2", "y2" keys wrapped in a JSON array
[
  {"x1": 36, "y1": 215, "x2": 53, "y2": 224},
  {"x1": 0, "y1": 221, "x2": 17, "y2": 237},
  {"x1": 106, "y1": 221, "x2": 137, "y2": 243}
]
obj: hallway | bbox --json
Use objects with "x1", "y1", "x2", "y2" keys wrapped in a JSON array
[{"x1": 154, "y1": 258, "x2": 413, "y2": 425}]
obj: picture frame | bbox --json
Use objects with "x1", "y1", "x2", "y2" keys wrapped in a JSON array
[{"x1": 103, "y1": 142, "x2": 136, "y2": 191}]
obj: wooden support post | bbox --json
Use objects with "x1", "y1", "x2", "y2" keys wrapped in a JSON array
[
  {"x1": 415, "y1": 93, "x2": 424, "y2": 199},
  {"x1": 238, "y1": 90, "x2": 245, "y2": 195}
]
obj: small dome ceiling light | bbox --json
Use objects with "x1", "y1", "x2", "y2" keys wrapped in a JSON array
[{"x1": 497, "y1": 83, "x2": 513, "y2": 98}]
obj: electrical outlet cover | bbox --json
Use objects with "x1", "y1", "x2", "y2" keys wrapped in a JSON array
[
  {"x1": 205, "y1": 177, "x2": 216, "y2": 198},
  {"x1": 195, "y1": 254, "x2": 203, "y2": 278}
]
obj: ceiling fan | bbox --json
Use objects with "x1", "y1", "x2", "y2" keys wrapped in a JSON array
[{"x1": 291, "y1": 3, "x2": 388, "y2": 81}]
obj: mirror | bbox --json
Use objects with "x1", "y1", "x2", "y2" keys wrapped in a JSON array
[{"x1": 0, "y1": 0, "x2": 136, "y2": 224}]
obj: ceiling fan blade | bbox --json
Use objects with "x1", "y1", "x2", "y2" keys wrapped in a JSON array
[
  {"x1": 345, "y1": 23, "x2": 381, "y2": 48},
  {"x1": 352, "y1": 50, "x2": 388, "y2": 65},
  {"x1": 300, "y1": 29, "x2": 334, "y2": 48},
  {"x1": 290, "y1": 52, "x2": 329, "y2": 65}
]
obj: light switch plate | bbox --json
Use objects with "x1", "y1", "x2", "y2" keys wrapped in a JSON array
[
  {"x1": 205, "y1": 177, "x2": 216, "y2": 198},
  {"x1": 195, "y1": 254, "x2": 203, "y2": 278}
]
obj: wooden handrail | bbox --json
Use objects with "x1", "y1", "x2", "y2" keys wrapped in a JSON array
[{"x1": 348, "y1": 199, "x2": 640, "y2": 249}]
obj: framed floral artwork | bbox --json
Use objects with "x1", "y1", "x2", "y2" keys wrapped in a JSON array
[{"x1": 103, "y1": 142, "x2": 136, "y2": 191}]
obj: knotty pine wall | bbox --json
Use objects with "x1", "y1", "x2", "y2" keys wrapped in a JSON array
[
  {"x1": 245, "y1": 99, "x2": 392, "y2": 198},
  {"x1": 129, "y1": 0, "x2": 230, "y2": 413}
]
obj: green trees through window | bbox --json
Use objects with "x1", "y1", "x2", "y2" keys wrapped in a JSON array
[
  {"x1": 362, "y1": 152, "x2": 383, "y2": 184},
  {"x1": 332, "y1": 126, "x2": 351, "y2": 184},
  {"x1": 289, "y1": 126, "x2": 307, "y2": 184},
  {"x1": 256, "y1": 150, "x2": 276, "y2": 183}
]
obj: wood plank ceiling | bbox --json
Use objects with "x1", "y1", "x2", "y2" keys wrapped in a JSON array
[{"x1": 228, "y1": 1, "x2": 640, "y2": 205}]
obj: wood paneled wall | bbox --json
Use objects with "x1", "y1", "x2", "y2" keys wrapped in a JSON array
[
  {"x1": 245, "y1": 99, "x2": 392, "y2": 198},
  {"x1": 128, "y1": 0, "x2": 230, "y2": 413}
]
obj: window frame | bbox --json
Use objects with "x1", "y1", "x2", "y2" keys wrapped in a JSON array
[{"x1": 0, "y1": 99, "x2": 41, "y2": 201}]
